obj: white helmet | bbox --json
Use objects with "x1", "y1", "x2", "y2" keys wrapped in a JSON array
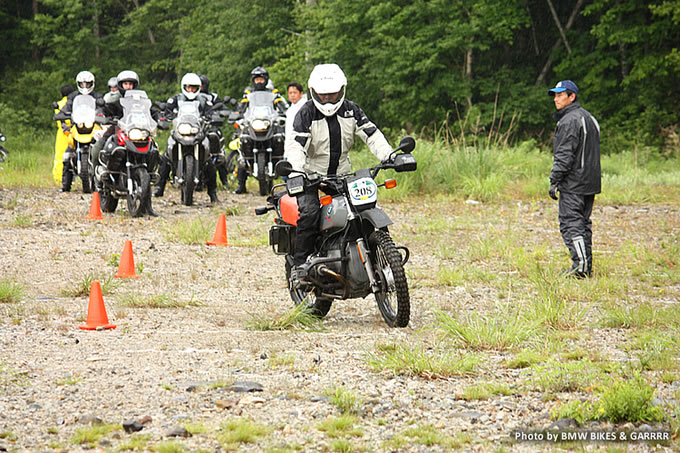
[
  {"x1": 181, "y1": 73, "x2": 202, "y2": 100},
  {"x1": 116, "y1": 70, "x2": 139, "y2": 95},
  {"x1": 76, "y1": 71, "x2": 95, "y2": 95},
  {"x1": 107, "y1": 77, "x2": 118, "y2": 89},
  {"x1": 308, "y1": 64, "x2": 347, "y2": 117}
]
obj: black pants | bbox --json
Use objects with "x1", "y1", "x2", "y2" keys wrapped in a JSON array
[
  {"x1": 558, "y1": 192, "x2": 595, "y2": 273},
  {"x1": 293, "y1": 187, "x2": 321, "y2": 265}
]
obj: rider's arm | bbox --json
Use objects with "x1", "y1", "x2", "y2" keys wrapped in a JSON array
[
  {"x1": 352, "y1": 102, "x2": 392, "y2": 162},
  {"x1": 284, "y1": 105, "x2": 313, "y2": 173}
]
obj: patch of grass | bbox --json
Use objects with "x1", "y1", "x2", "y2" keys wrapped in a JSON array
[
  {"x1": 151, "y1": 441, "x2": 187, "y2": 453},
  {"x1": 184, "y1": 422, "x2": 210, "y2": 435},
  {"x1": 0, "y1": 431, "x2": 17, "y2": 441},
  {"x1": 246, "y1": 303, "x2": 325, "y2": 331},
  {"x1": 384, "y1": 424, "x2": 471, "y2": 450},
  {"x1": 436, "y1": 265, "x2": 496, "y2": 286},
  {"x1": 12, "y1": 214, "x2": 32, "y2": 227},
  {"x1": 116, "y1": 434, "x2": 151, "y2": 451},
  {"x1": 552, "y1": 374, "x2": 666, "y2": 425},
  {"x1": 117, "y1": 292, "x2": 201, "y2": 309},
  {"x1": 328, "y1": 439, "x2": 361, "y2": 452},
  {"x1": 434, "y1": 307, "x2": 540, "y2": 351},
  {"x1": 55, "y1": 375, "x2": 81, "y2": 386},
  {"x1": 0, "y1": 279, "x2": 24, "y2": 303},
  {"x1": 217, "y1": 418, "x2": 272, "y2": 449},
  {"x1": 459, "y1": 382, "x2": 514, "y2": 400},
  {"x1": 267, "y1": 352, "x2": 296, "y2": 369},
  {"x1": 506, "y1": 349, "x2": 547, "y2": 369},
  {"x1": 531, "y1": 360, "x2": 605, "y2": 394},
  {"x1": 163, "y1": 217, "x2": 213, "y2": 245},
  {"x1": 528, "y1": 265, "x2": 588, "y2": 329},
  {"x1": 317, "y1": 415, "x2": 363, "y2": 439},
  {"x1": 364, "y1": 342, "x2": 481, "y2": 379},
  {"x1": 324, "y1": 386, "x2": 362, "y2": 415},
  {"x1": 60, "y1": 272, "x2": 120, "y2": 298},
  {"x1": 627, "y1": 330, "x2": 680, "y2": 371},
  {"x1": 600, "y1": 302, "x2": 680, "y2": 329},
  {"x1": 71, "y1": 423, "x2": 120, "y2": 447},
  {"x1": 0, "y1": 363, "x2": 28, "y2": 390}
]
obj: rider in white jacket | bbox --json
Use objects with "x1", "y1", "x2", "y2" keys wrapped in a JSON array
[{"x1": 284, "y1": 64, "x2": 393, "y2": 281}]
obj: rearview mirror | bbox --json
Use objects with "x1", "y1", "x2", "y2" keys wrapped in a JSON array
[
  {"x1": 276, "y1": 160, "x2": 293, "y2": 177},
  {"x1": 396, "y1": 136, "x2": 416, "y2": 153}
]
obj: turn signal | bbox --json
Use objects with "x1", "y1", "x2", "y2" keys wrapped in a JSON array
[
  {"x1": 320, "y1": 195, "x2": 333, "y2": 206},
  {"x1": 384, "y1": 179, "x2": 397, "y2": 189}
]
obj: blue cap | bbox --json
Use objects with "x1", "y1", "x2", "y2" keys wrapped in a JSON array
[{"x1": 548, "y1": 80, "x2": 578, "y2": 96}]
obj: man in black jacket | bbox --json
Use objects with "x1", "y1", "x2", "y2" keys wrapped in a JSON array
[{"x1": 548, "y1": 80, "x2": 601, "y2": 278}]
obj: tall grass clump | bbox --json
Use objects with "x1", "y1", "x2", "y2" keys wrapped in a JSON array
[
  {"x1": 0, "y1": 129, "x2": 54, "y2": 188},
  {"x1": 162, "y1": 217, "x2": 213, "y2": 245},
  {"x1": 434, "y1": 306, "x2": 540, "y2": 350},
  {"x1": 246, "y1": 303, "x2": 325, "y2": 331},
  {"x1": 0, "y1": 279, "x2": 24, "y2": 304}
]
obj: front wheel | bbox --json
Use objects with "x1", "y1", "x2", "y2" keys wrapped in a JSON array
[
  {"x1": 79, "y1": 150, "x2": 91, "y2": 193},
  {"x1": 127, "y1": 167, "x2": 150, "y2": 217},
  {"x1": 285, "y1": 260, "x2": 332, "y2": 318},
  {"x1": 368, "y1": 230, "x2": 410, "y2": 327},
  {"x1": 257, "y1": 152, "x2": 272, "y2": 196},
  {"x1": 100, "y1": 187, "x2": 118, "y2": 213},
  {"x1": 181, "y1": 154, "x2": 195, "y2": 206}
]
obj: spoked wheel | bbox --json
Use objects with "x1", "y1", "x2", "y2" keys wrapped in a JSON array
[
  {"x1": 100, "y1": 187, "x2": 118, "y2": 213},
  {"x1": 285, "y1": 261, "x2": 332, "y2": 318},
  {"x1": 127, "y1": 167, "x2": 150, "y2": 217},
  {"x1": 368, "y1": 230, "x2": 410, "y2": 327},
  {"x1": 221, "y1": 150, "x2": 239, "y2": 191},
  {"x1": 257, "y1": 152, "x2": 271, "y2": 196},
  {"x1": 181, "y1": 155, "x2": 195, "y2": 206}
]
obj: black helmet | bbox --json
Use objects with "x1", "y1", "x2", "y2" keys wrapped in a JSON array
[
  {"x1": 198, "y1": 74, "x2": 210, "y2": 92},
  {"x1": 250, "y1": 66, "x2": 269, "y2": 90},
  {"x1": 60, "y1": 84, "x2": 75, "y2": 97}
]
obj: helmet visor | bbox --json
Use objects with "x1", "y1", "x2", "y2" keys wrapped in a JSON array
[
  {"x1": 78, "y1": 81, "x2": 93, "y2": 89},
  {"x1": 312, "y1": 87, "x2": 344, "y2": 105}
]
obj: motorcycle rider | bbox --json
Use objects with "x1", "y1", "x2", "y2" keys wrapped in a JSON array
[
  {"x1": 107, "y1": 77, "x2": 118, "y2": 94},
  {"x1": 54, "y1": 71, "x2": 103, "y2": 192},
  {"x1": 91, "y1": 70, "x2": 141, "y2": 182},
  {"x1": 52, "y1": 84, "x2": 75, "y2": 185},
  {"x1": 154, "y1": 72, "x2": 219, "y2": 203},
  {"x1": 198, "y1": 74, "x2": 229, "y2": 189},
  {"x1": 285, "y1": 63, "x2": 393, "y2": 282},
  {"x1": 232, "y1": 66, "x2": 288, "y2": 194}
]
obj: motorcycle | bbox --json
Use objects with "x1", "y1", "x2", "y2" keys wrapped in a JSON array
[
  {"x1": 168, "y1": 100, "x2": 212, "y2": 206},
  {"x1": 0, "y1": 128, "x2": 8, "y2": 164},
  {"x1": 234, "y1": 91, "x2": 286, "y2": 195},
  {"x1": 205, "y1": 97, "x2": 237, "y2": 190},
  {"x1": 95, "y1": 89, "x2": 159, "y2": 217},
  {"x1": 255, "y1": 136, "x2": 417, "y2": 327},
  {"x1": 54, "y1": 94, "x2": 100, "y2": 193}
]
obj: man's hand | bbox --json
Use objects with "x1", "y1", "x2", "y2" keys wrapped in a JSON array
[{"x1": 548, "y1": 184, "x2": 558, "y2": 200}]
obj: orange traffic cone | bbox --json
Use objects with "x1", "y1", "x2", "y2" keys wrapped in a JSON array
[
  {"x1": 206, "y1": 214, "x2": 229, "y2": 246},
  {"x1": 114, "y1": 240, "x2": 138, "y2": 278},
  {"x1": 87, "y1": 192, "x2": 103, "y2": 220},
  {"x1": 79, "y1": 281, "x2": 116, "y2": 330}
]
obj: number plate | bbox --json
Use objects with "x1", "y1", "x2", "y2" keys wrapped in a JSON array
[{"x1": 349, "y1": 177, "x2": 378, "y2": 206}]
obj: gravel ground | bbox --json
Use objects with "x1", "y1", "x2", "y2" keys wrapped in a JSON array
[{"x1": 0, "y1": 186, "x2": 678, "y2": 452}]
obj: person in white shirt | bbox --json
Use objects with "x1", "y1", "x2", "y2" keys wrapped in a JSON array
[{"x1": 285, "y1": 82, "x2": 308, "y2": 144}]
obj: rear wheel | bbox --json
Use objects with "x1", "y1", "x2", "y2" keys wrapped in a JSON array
[
  {"x1": 221, "y1": 150, "x2": 239, "y2": 191},
  {"x1": 181, "y1": 155, "x2": 195, "y2": 206},
  {"x1": 127, "y1": 167, "x2": 150, "y2": 218},
  {"x1": 285, "y1": 260, "x2": 332, "y2": 318},
  {"x1": 368, "y1": 230, "x2": 410, "y2": 327}
]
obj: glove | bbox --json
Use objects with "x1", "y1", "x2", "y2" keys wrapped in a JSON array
[
  {"x1": 548, "y1": 184, "x2": 558, "y2": 200},
  {"x1": 61, "y1": 124, "x2": 70, "y2": 134}
]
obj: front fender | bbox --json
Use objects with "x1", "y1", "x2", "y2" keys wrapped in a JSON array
[{"x1": 358, "y1": 208, "x2": 393, "y2": 230}]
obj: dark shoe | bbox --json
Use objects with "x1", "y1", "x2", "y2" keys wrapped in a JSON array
[
  {"x1": 561, "y1": 266, "x2": 591, "y2": 279},
  {"x1": 153, "y1": 185, "x2": 165, "y2": 197},
  {"x1": 209, "y1": 191, "x2": 219, "y2": 203},
  {"x1": 146, "y1": 206, "x2": 159, "y2": 217},
  {"x1": 60, "y1": 187, "x2": 70, "y2": 192}
]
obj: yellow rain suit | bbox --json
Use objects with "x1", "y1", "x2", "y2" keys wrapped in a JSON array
[{"x1": 52, "y1": 96, "x2": 71, "y2": 184}]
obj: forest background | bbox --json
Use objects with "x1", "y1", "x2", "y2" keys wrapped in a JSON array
[{"x1": 0, "y1": 0, "x2": 678, "y2": 152}]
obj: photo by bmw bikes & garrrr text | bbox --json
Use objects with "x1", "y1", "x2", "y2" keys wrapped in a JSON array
[
  {"x1": 256, "y1": 136, "x2": 417, "y2": 327},
  {"x1": 95, "y1": 90, "x2": 160, "y2": 217}
]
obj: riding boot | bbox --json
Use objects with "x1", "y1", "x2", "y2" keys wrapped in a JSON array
[
  {"x1": 154, "y1": 159, "x2": 170, "y2": 197},
  {"x1": 233, "y1": 167, "x2": 247, "y2": 194},
  {"x1": 206, "y1": 163, "x2": 219, "y2": 203},
  {"x1": 60, "y1": 165, "x2": 73, "y2": 192}
]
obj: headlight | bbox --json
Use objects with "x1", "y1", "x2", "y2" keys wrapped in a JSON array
[
  {"x1": 178, "y1": 123, "x2": 193, "y2": 135},
  {"x1": 129, "y1": 128, "x2": 149, "y2": 141},
  {"x1": 251, "y1": 119, "x2": 270, "y2": 132},
  {"x1": 85, "y1": 121, "x2": 94, "y2": 129}
]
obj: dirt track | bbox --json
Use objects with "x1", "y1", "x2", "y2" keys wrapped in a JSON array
[{"x1": 0, "y1": 186, "x2": 678, "y2": 452}]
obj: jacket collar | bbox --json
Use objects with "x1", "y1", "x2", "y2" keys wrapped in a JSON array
[{"x1": 553, "y1": 100, "x2": 581, "y2": 122}]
